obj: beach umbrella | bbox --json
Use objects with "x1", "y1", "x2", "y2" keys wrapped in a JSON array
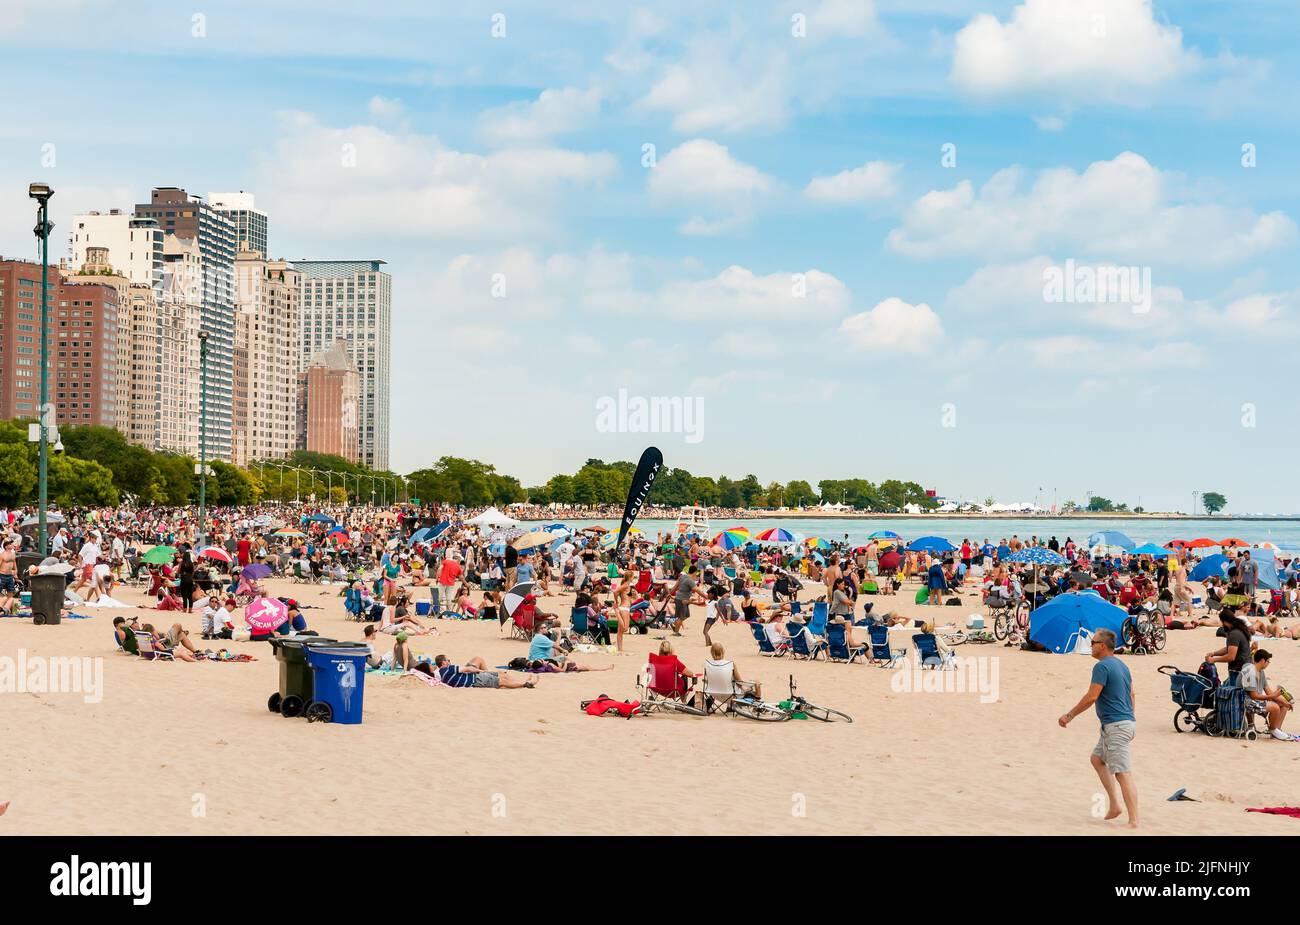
[
  {"x1": 34, "y1": 557, "x2": 74, "y2": 575},
  {"x1": 1029, "y1": 592, "x2": 1128, "y2": 654},
  {"x1": 487, "y1": 542, "x2": 506, "y2": 557},
  {"x1": 503, "y1": 581, "x2": 536, "y2": 619},
  {"x1": 601, "y1": 528, "x2": 643, "y2": 548},
  {"x1": 1188, "y1": 554, "x2": 1230, "y2": 583},
  {"x1": 712, "y1": 529, "x2": 749, "y2": 550},
  {"x1": 407, "y1": 527, "x2": 434, "y2": 546},
  {"x1": 542, "y1": 523, "x2": 571, "y2": 536},
  {"x1": 1007, "y1": 547, "x2": 1068, "y2": 566},
  {"x1": 272, "y1": 530, "x2": 305, "y2": 538},
  {"x1": 908, "y1": 536, "x2": 956, "y2": 553},
  {"x1": 486, "y1": 527, "x2": 525, "y2": 543},
  {"x1": 1129, "y1": 542, "x2": 1172, "y2": 557},
  {"x1": 868, "y1": 530, "x2": 900, "y2": 540},
  {"x1": 1165, "y1": 539, "x2": 1187, "y2": 549},
  {"x1": 1087, "y1": 531, "x2": 1134, "y2": 550},
  {"x1": 20, "y1": 512, "x2": 65, "y2": 527},
  {"x1": 512, "y1": 531, "x2": 557, "y2": 551},
  {"x1": 141, "y1": 545, "x2": 177, "y2": 565},
  {"x1": 581, "y1": 525, "x2": 609, "y2": 534},
  {"x1": 198, "y1": 546, "x2": 232, "y2": 564},
  {"x1": 244, "y1": 596, "x2": 288, "y2": 634},
  {"x1": 1220, "y1": 538, "x2": 1249, "y2": 548},
  {"x1": 754, "y1": 527, "x2": 795, "y2": 543},
  {"x1": 804, "y1": 537, "x2": 833, "y2": 551},
  {"x1": 241, "y1": 562, "x2": 273, "y2": 581},
  {"x1": 1186, "y1": 538, "x2": 1218, "y2": 549},
  {"x1": 305, "y1": 514, "x2": 335, "y2": 524}
]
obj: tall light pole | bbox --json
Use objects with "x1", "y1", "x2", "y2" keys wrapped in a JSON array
[
  {"x1": 28, "y1": 183, "x2": 53, "y2": 555},
  {"x1": 197, "y1": 330, "x2": 209, "y2": 546}
]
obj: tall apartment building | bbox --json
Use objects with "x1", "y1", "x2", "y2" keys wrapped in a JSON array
[
  {"x1": 295, "y1": 260, "x2": 390, "y2": 470},
  {"x1": 299, "y1": 339, "x2": 360, "y2": 463},
  {"x1": 232, "y1": 250, "x2": 300, "y2": 465},
  {"x1": 134, "y1": 187, "x2": 236, "y2": 462},
  {"x1": 158, "y1": 238, "x2": 202, "y2": 457},
  {"x1": 63, "y1": 247, "x2": 131, "y2": 433},
  {"x1": 209, "y1": 192, "x2": 268, "y2": 259},
  {"x1": 69, "y1": 211, "x2": 164, "y2": 295},
  {"x1": 0, "y1": 258, "x2": 120, "y2": 428}
]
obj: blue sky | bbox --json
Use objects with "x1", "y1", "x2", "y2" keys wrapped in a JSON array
[{"x1": 1, "y1": 1, "x2": 1297, "y2": 512}]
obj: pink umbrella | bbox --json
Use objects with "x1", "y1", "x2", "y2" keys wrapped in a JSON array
[{"x1": 245, "y1": 597, "x2": 288, "y2": 634}]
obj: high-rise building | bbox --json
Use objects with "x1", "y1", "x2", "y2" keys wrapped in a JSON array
[
  {"x1": 69, "y1": 211, "x2": 164, "y2": 295},
  {"x1": 135, "y1": 187, "x2": 236, "y2": 462},
  {"x1": 231, "y1": 249, "x2": 300, "y2": 465},
  {"x1": 294, "y1": 260, "x2": 390, "y2": 469},
  {"x1": 209, "y1": 191, "x2": 268, "y2": 260},
  {"x1": 0, "y1": 257, "x2": 121, "y2": 428},
  {"x1": 63, "y1": 247, "x2": 131, "y2": 434},
  {"x1": 299, "y1": 339, "x2": 360, "y2": 463},
  {"x1": 158, "y1": 238, "x2": 202, "y2": 456}
]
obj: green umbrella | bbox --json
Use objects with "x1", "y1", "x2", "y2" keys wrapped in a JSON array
[{"x1": 142, "y1": 545, "x2": 177, "y2": 565}]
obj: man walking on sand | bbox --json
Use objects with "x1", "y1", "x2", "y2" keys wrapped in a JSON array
[{"x1": 1059, "y1": 628, "x2": 1138, "y2": 827}]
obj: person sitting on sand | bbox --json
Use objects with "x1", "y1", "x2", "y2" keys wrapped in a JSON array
[
  {"x1": 380, "y1": 602, "x2": 433, "y2": 636},
  {"x1": 141, "y1": 623, "x2": 196, "y2": 661},
  {"x1": 430, "y1": 654, "x2": 535, "y2": 689},
  {"x1": 113, "y1": 616, "x2": 139, "y2": 655},
  {"x1": 1241, "y1": 648, "x2": 1295, "y2": 740}
]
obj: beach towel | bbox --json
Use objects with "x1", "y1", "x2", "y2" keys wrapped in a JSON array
[
  {"x1": 581, "y1": 695, "x2": 641, "y2": 718},
  {"x1": 404, "y1": 668, "x2": 449, "y2": 688},
  {"x1": 365, "y1": 667, "x2": 406, "y2": 676},
  {"x1": 82, "y1": 596, "x2": 133, "y2": 608},
  {"x1": 1246, "y1": 807, "x2": 1300, "y2": 818}
]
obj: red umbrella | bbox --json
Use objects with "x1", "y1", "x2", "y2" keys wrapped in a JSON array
[
  {"x1": 1164, "y1": 539, "x2": 1187, "y2": 549},
  {"x1": 1220, "y1": 538, "x2": 1249, "y2": 548},
  {"x1": 198, "y1": 546, "x2": 233, "y2": 564},
  {"x1": 1186, "y1": 538, "x2": 1218, "y2": 549}
]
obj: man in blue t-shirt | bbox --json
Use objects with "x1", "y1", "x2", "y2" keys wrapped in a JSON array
[{"x1": 1059, "y1": 627, "x2": 1138, "y2": 827}]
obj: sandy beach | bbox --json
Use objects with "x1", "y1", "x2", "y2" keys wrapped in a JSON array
[{"x1": 4, "y1": 575, "x2": 1298, "y2": 836}]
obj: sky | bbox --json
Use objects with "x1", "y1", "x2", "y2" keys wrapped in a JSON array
[{"x1": 1, "y1": 0, "x2": 1298, "y2": 513}]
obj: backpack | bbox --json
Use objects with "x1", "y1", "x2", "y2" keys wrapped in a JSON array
[{"x1": 581, "y1": 695, "x2": 642, "y2": 719}]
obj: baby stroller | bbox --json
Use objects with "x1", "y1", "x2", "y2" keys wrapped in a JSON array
[{"x1": 1158, "y1": 664, "x2": 1259, "y2": 740}]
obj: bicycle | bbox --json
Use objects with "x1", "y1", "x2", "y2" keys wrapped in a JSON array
[
  {"x1": 781, "y1": 674, "x2": 853, "y2": 722},
  {"x1": 991, "y1": 598, "x2": 1029, "y2": 641},
  {"x1": 1121, "y1": 608, "x2": 1166, "y2": 655}
]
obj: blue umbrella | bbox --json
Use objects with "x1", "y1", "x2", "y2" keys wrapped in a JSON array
[
  {"x1": 542, "y1": 523, "x2": 570, "y2": 535},
  {"x1": 1007, "y1": 547, "x2": 1068, "y2": 566},
  {"x1": 908, "y1": 536, "x2": 956, "y2": 553},
  {"x1": 1087, "y1": 530, "x2": 1134, "y2": 550},
  {"x1": 1129, "y1": 542, "x2": 1171, "y2": 557},
  {"x1": 305, "y1": 513, "x2": 335, "y2": 524},
  {"x1": 1189, "y1": 554, "x2": 1230, "y2": 583},
  {"x1": 868, "y1": 530, "x2": 900, "y2": 540},
  {"x1": 1029, "y1": 592, "x2": 1128, "y2": 654},
  {"x1": 407, "y1": 527, "x2": 434, "y2": 546}
]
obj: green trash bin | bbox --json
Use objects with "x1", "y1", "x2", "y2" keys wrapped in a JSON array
[{"x1": 268, "y1": 637, "x2": 338, "y2": 717}]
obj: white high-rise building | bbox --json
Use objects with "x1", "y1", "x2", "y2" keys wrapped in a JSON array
[
  {"x1": 209, "y1": 191, "x2": 269, "y2": 260},
  {"x1": 232, "y1": 250, "x2": 300, "y2": 465},
  {"x1": 68, "y1": 210, "x2": 164, "y2": 294},
  {"x1": 294, "y1": 260, "x2": 390, "y2": 470}
]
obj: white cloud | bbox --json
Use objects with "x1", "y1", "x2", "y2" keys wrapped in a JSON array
[
  {"x1": 479, "y1": 87, "x2": 601, "y2": 145},
  {"x1": 804, "y1": 160, "x2": 899, "y2": 203},
  {"x1": 951, "y1": 0, "x2": 1197, "y2": 99},
  {"x1": 649, "y1": 139, "x2": 774, "y2": 235},
  {"x1": 661, "y1": 266, "x2": 850, "y2": 319},
  {"x1": 640, "y1": 36, "x2": 791, "y2": 133},
  {"x1": 367, "y1": 96, "x2": 405, "y2": 122},
  {"x1": 806, "y1": 0, "x2": 879, "y2": 39},
  {"x1": 839, "y1": 297, "x2": 943, "y2": 352},
  {"x1": 256, "y1": 111, "x2": 616, "y2": 240},
  {"x1": 887, "y1": 152, "x2": 1295, "y2": 264}
]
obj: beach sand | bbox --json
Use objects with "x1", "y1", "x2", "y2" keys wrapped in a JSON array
[{"x1": 3, "y1": 576, "x2": 1298, "y2": 835}]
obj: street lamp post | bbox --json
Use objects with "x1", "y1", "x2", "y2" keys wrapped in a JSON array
[
  {"x1": 28, "y1": 183, "x2": 53, "y2": 555},
  {"x1": 197, "y1": 330, "x2": 209, "y2": 547}
]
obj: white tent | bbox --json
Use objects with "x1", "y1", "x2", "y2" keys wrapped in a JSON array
[{"x1": 466, "y1": 506, "x2": 521, "y2": 527}]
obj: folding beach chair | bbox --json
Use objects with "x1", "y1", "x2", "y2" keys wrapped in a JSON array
[
  {"x1": 343, "y1": 587, "x2": 365, "y2": 621},
  {"x1": 749, "y1": 620, "x2": 786, "y2": 656},
  {"x1": 569, "y1": 606, "x2": 597, "y2": 646},
  {"x1": 636, "y1": 654, "x2": 702, "y2": 716},
  {"x1": 912, "y1": 633, "x2": 949, "y2": 669},
  {"x1": 134, "y1": 631, "x2": 174, "y2": 662},
  {"x1": 509, "y1": 604, "x2": 537, "y2": 641},
  {"x1": 787, "y1": 625, "x2": 827, "y2": 660},
  {"x1": 868, "y1": 624, "x2": 906, "y2": 667},
  {"x1": 826, "y1": 622, "x2": 865, "y2": 664},
  {"x1": 808, "y1": 602, "x2": 829, "y2": 637},
  {"x1": 701, "y1": 658, "x2": 758, "y2": 715}
]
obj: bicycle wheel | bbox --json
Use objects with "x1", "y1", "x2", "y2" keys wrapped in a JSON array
[
  {"x1": 1150, "y1": 624, "x2": 1167, "y2": 652},
  {"x1": 1120, "y1": 617, "x2": 1138, "y2": 651},
  {"x1": 799, "y1": 701, "x2": 853, "y2": 723},
  {"x1": 730, "y1": 699, "x2": 791, "y2": 722},
  {"x1": 1015, "y1": 604, "x2": 1030, "y2": 633},
  {"x1": 993, "y1": 613, "x2": 1010, "y2": 640},
  {"x1": 664, "y1": 700, "x2": 708, "y2": 717}
]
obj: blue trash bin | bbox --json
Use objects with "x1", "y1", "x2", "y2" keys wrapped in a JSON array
[{"x1": 303, "y1": 646, "x2": 368, "y2": 724}]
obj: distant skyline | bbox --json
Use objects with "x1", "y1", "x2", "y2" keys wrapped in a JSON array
[{"x1": 1, "y1": 1, "x2": 1297, "y2": 512}]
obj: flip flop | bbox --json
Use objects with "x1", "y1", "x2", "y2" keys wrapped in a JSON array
[{"x1": 1167, "y1": 788, "x2": 1198, "y2": 802}]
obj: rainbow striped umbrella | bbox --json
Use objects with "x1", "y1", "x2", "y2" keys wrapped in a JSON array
[
  {"x1": 713, "y1": 529, "x2": 750, "y2": 550},
  {"x1": 804, "y1": 537, "x2": 833, "y2": 551},
  {"x1": 754, "y1": 527, "x2": 794, "y2": 543}
]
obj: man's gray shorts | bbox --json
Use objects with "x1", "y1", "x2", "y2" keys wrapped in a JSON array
[
  {"x1": 473, "y1": 670, "x2": 501, "y2": 689},
  {"x1": 674, "y1": 599, "x2": 691, "y2": 622},
  {"x1": 1092, "y1": 720, "x2": 1136, "y2": 774}
]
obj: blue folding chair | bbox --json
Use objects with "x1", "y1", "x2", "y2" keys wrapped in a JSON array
[
  {"x1": 749, "y1": 620, "x2": 786, "y2": 656},
  {"x1": 788, "y1": 625, "x2": 827, "y2": 660},
  {"x1": 570, "y1": 606, "x2": 597, "y2": 645},
  {"x1": 809, "y1": 602, "x2": 829, "y2": 637},
  {"x1": 869, "y1": 624, "x2": 906, "y2": 667},
  {"x1": 826, "y1": 622, "x2": 865, "y2": 663},
  {"x1": 912, "y1": 633, "x2": 946, "y2": 669}
]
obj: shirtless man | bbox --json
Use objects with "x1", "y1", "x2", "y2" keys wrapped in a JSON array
[{"x1": 0, "y1": 539, "x2": 18, "y2": 614}]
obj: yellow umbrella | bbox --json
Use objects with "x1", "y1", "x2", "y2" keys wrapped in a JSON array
[{"x1": 512, "y1": 531, "x2": 557, "y2": 551}]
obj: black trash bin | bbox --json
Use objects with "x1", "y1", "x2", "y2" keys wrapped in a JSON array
[
  {"x1": 268, "y1": 637, "x2": 339, "y2": 717},
  {"x1": 29, "y1": 573, "x2": 65, "y2": 625},
  {"x1": 16, "y1": 552, "x2": 44, "y2": 580}
]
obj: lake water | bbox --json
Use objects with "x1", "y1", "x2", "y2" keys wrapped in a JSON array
[{"x1": 542, "y1": 517, "x2": 1300, "y2": 548}]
